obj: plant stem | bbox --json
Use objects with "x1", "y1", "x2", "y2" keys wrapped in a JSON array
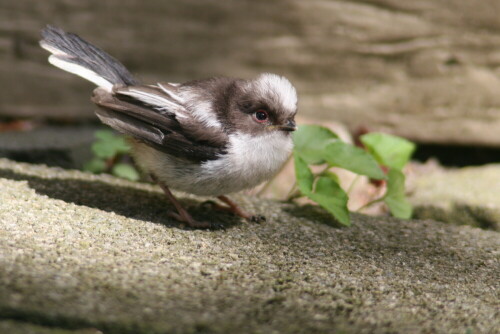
[
  {"x1": 286, "y1": 164, "x2": 331, "y2": 201},
  {"x1": 355, "y1": 197, "x2": 384, "y2": 212},
  {"x1": 105, "y1": 154, "x2": 120, "y2": 173},
  {"x1": 285, "y1": 182, "x2": 298, "y2": 201},
  {"x1": 317, "y1": 165, "x2": 331, "y2": 176},
  {"x1": 346, "y1": 175, "x2": 361, "y2": 196}
]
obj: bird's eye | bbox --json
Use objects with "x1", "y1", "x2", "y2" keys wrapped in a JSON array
[{"x1": 254, "y1": 110, "x2": 268, "y2": 123}]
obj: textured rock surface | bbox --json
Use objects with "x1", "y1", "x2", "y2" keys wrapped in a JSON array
[
  {"x1": 409, "y1": 163, "x2": 500, "y2": 231},
  {"x1": 3, "y1": 0, "x2": 500, "y2": 146},
  {"x1": 0, "y1": 159, "x2": 499, "y2": 334}
]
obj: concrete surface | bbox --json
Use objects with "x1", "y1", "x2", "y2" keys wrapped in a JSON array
[
  {"x1": 409, "y1": 164, "x2": 500, "y2": 230},
  {"x1": 0, "y1": 159, "x2": 498, "y2": 334}
]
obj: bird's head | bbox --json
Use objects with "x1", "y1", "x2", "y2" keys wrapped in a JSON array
[{"x1": 229, "y1": 73, "x2": 297, "y2": 135}]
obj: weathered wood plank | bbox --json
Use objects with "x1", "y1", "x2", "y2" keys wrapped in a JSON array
[{"x1": 3, "y1": 0, "x2": 500, "y2": 146}]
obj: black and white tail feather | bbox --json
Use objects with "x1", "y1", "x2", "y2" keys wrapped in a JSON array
[
  {"x1": 39, "y1": 25, "x2": 227, "y2": 162},
  {"x1": 40, "y1": 25, "x2": 138, "y2": 89}
]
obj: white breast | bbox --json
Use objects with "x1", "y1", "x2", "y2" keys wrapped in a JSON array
[
  {"x1": 131, "y1": 132, "x2": 293, "y2": 197},
  {"x1": 201, "y1": 132, "x2": 293, "y2": 194}
]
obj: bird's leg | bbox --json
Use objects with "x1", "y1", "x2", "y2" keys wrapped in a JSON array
[
  {"x1": 150, "y1": 174, "x2": 211, "y2": 228},
  {"x1": 216, "y1": 195, "x2": 266, "y2": 223},
  {"x1": 216, "y1": 195, "x2": 251, "y2": 219}
]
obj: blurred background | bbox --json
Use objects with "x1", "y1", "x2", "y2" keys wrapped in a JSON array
[{"x1": 2, "y1": 0, "x2": 500, "y2": 168}]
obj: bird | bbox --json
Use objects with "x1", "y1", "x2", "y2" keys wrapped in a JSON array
[{"x1": 39, "y1": 25, "x2": 298, "y2": 228}]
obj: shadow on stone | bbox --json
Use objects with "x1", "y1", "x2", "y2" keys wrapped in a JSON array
[
  {"x1": 283, "y1": 203, "x2": 345, "y2": 228},
  {"x1": 0, "y1": 168, "x2": 238, "y2": 230},
  {"x1": 1, "y1": 160, "x2": 499, "y2": 333}
]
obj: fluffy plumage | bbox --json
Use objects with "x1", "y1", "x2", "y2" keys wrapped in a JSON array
[
  {"x1": 131, "y1": 131, "x2": 293, "y2": 196},
  {"x1": 39, "y1": 25, "x2": 298, "y2": 227}
]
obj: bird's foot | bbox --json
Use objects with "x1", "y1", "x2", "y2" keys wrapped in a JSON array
[
  {"x1": 150, "y1": 174, "x2": 223, "y2": 229},
  {"x1": 201, "y1": 196, "x2": 266, "y2": 223},
  {"x1": 249, "y1": 215, "x2": 266, "y2": 223}
]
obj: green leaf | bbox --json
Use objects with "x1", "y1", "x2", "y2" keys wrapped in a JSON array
[
  {"x1": 322, "y1": 141, "x2": 386, "y2": 179},
  {"x1": 295, "y1": 153, "x2": 350, "y2": 225},
  {"x1": 92, "y1": 141, "x2": 117, "y2": 159},
  {"x1": 320, "y1": 170, "x2": 340, "y2": 183},
  {"x1": 294, "y1": 153, "x2": 314, "y2": 194},
  {"x1": 293, "y1": 125, "x2": 339, "y2": 164},
  {"x1": 309, "y1": 176, "x2": 350, "y2": 226},
  {"x1": 112, "y1": 137, "x2": 132, "y2": 155},
  {"x1": 94, "y1": 129, "x2": 116, "y2": 141},
  {"x1": 360, "y1": 133, "x2": 416, "y2": 170},
  {"x1": 92, "y1": 130, "x2": 131, "y2": 158},
  {"x1": 112, "y1": 163, "x2": 140, "y2": 181},
  {"x1": 83, "y1": 158, "x2": 106, "y2": 173},
  {"x1": 384, "y1": 169, "x2": 412, "y2": 219}
]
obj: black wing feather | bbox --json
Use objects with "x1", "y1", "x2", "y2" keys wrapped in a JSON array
[{"x1": 91, "y1": 88, "x2": 227, "y2": 162}]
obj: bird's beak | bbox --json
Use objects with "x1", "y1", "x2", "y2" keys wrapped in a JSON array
[{"x1": 275, "y1": 119, "x2": 297, "y2": 132}]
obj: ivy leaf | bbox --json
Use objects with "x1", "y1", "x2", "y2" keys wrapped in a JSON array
[
  {"x1": 384, "y1": 168, "x2": 412, "y2": 219},
  {"x1": 295, "y1": 153, "x2": 350, "y2": 226},
  {"x1": 322, "y1": 141, "x2": 386, "y2": 180},
  {"x1": 293, "y1": 125, "x2": 339, "y2": 165},
  {"x1": 309, "y1": 176, "x2": 350, "y2": 226},
  {"x1": 294, "y1": 153, "x2": 314, "y2": 194},
  {"x1": 92, "y1": 130, "x2": 131, "y2": 158},
  {"x1": 112, "y1": 163, "x2": 140, "y2": 181},
  {"x1": 83, "y1": 158, "x2": 106, "y2": 173},
  {"x1": 360, "y1": 133, "x2": 416, "y2": 170}
]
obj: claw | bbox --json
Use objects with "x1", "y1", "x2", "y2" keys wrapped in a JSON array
[
  {"x1": 217, "y1": 195, "x2": 266, "y2": 223},
  {"x1": 250, "y1": 215, "x2": 266, "y2": 223}
]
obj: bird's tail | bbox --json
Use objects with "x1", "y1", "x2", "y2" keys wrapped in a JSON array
[{"x1": 39, "y1": 25, "x2": 138, "y2": 91}]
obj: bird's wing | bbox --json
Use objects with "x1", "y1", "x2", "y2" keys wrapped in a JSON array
[{"x1": 91, "y1": 83, "x2": 228, "y2": 162}]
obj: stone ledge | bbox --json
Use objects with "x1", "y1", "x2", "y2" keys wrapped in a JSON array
[
  {"x1": 409, "y1": 164, "x2": 500, "y2": 230},
  {"x1": 0, "y1": 159, "x2": 498, "y2": 334}
]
